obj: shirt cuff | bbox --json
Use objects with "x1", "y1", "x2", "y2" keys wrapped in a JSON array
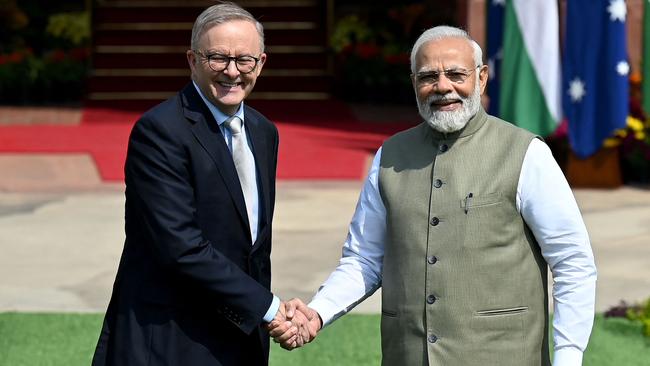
[
  {"x1": 262, "y1": 295, "x2": 280, "y2": 323},
  {"x1": 308, "y1": 297, "x2": 340, "y2": 327},
  {"x1": 553, "y1": 346, "x2": 584, "y2": 366}
]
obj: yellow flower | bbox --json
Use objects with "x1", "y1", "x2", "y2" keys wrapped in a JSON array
[
  {"x1": 614, "y1": 128, "x2": 628, "y2": 138},
  {"x1": 627, "y1": 116, "x2": 644, "y2": 132},
  {"x1": 635, "y1": 131, "x2": 646, "y2": 140},
  {"x1": 603, "y1": 137, "x2": 621, "y2": 148}
]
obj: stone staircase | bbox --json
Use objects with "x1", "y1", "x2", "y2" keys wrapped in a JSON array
[{"x1": 88, "y1": 0, "x2": 332, "y2": 109}]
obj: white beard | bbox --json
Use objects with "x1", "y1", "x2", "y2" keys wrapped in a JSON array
[{"x1": 416, "y1": 81, "x2": 482, "y2": 133}]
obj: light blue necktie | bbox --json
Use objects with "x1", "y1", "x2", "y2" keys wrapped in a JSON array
[{"x1": 224, "y1": 116, "x2": 258, "y2": 243}]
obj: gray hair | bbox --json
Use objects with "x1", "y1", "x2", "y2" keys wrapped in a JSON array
[
  {"x1": 191, "y1": 2, "x2": 265, "y2": 53},
  {"x1": 410, "y1": 25, "x2": 482, "y2": 73}
]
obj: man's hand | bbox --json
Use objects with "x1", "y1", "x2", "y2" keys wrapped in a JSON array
[
  {"x1": 268, "y1": 300, "x2": 299, "y2": 349},
  {"x1": 267, "y1": 298, "x2": 322, "y2": 350}
]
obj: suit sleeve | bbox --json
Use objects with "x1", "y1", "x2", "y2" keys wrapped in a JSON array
[{"x1": 125, "y1": 115, "x2": 273, "y2": 334}]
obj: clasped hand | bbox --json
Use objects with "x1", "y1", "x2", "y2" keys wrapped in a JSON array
[{"x1": 267, "y1": 298, "x2": 321, "y2": 350}]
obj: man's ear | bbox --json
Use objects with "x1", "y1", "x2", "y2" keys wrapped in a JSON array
[
  {"x1": 256, "y1": 52, "x2": 267, "y2": 76},
  {"x1": 187, "y1": 50, "x2": 197, "y2": 75},
  {"x1": 478, "y1": 64, "x2": 489, "y2": 95}
]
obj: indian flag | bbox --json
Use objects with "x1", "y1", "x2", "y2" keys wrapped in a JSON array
[{"x1": 499, "y1": 0, "x2": 562, "y2": 136}]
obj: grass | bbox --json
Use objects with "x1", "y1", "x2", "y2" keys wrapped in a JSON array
[
  {"x1": 0, "y1": 313, "x2": 648, "y2": 365},
  {"x1": 0, "y1": 312, "x2": 102, "y2": 366}
]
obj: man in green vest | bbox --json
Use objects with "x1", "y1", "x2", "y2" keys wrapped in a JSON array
[{"x1": 269, "y1": 25, "x2": 596, "y2": 366}]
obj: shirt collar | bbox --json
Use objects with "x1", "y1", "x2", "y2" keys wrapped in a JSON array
[{"x1": 192, "y1": 81, "x2": 245, "y2": 126}]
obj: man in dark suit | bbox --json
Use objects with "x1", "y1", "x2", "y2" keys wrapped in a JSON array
[{"x1": 92, "y1": 3, "x2": 304, "y2": 365}]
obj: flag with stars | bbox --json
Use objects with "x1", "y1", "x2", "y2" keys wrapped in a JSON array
[
  {"x1": 563, "y1": 0, "x2": 629, "y2": 158},
  {"x1": 498, "y1": 0, "x2": 562, "y2": 136},
  {"x1": 486, "y1": 0, "x2": 505, "y2": 116}
]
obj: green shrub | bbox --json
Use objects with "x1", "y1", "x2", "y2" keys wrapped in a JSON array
[{"x1": 626, "y1": 297, "x2": 650, "y2": 337}]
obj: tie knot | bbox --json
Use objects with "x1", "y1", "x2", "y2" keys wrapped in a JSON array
[{"x1": 225, "y1": 116, "x2": 243, "y2": 134}]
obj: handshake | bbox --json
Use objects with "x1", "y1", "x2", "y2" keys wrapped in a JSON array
[{"x1": 267, "y1": 298, "x2": 322, "y2": 350}]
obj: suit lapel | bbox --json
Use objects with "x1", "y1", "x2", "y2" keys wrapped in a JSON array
[
  {"x1": 181, "y1": 84, "x2": 250, "y2": 231},
  {"x1": 244, "y1": 108, "x2": 271, "y2": 249}
]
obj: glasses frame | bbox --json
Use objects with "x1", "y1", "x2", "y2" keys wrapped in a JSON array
[
  {"x1": 414, "y1": 65, "x2": 482, "y2": 86},
  {"x1": 192, "y1": 50, "x2": 261, "y2": 74}
]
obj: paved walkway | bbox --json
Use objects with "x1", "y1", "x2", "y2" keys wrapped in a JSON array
[{"x1": 0, "y1": 177, "x2": 649, "y2": 314}]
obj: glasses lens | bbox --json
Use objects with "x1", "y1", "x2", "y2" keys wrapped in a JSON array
[
  {"x1": 207, "y1": 56, "x2": 225, "y2": 71},
  {"x1": 445, "y1": 71, "x2": 468, "y2": 83},
  {"x1": 235, "y1": 56, "x2": 256, "y2": 73},
  {"x1": 417, "y1": 72, "x2": 439, "y2": 85}
]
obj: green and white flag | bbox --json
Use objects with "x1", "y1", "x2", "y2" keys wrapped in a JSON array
[{"x1": 499, "y1": 0, "x2": 562, "y2": 136}]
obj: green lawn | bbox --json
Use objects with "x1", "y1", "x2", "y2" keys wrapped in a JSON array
[{"x1": 0, "y1": 313, "x2": 647, "y2": 365}]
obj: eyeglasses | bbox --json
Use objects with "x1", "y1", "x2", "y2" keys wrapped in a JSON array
[
  {"x1": 193, "y1": 50, "x2": 261, "y2": 74},
  {"x1": 414, "y1": 66, "x2": 481, "y2": 86}
]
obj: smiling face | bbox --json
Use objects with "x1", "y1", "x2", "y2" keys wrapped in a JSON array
[
  {"x1": 412, "y1": 37, "x2": 488, "y2": 132},
  {"x1": 187, "y1": 19, "x2": 266, "y2": 115}
]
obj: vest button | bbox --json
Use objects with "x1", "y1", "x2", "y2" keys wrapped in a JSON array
[
  {"x1": 428, "y1": 334, "x2": 438, "y2": 343},
  {"x1": 433, "y1": 179, "x2": 443, "y2": 188},
  {"x1": 439, "y1": 144, "x2": 449, "y2": 152},
  {"x1": 427, "y1": 295, "x2": 436, "y2": 304},
  {"x1": 427, "y1": 255, "x2": 438, "y2": 264},
  {"x1": 430, "y1": 217, "x2": 439, "y2": 226}
]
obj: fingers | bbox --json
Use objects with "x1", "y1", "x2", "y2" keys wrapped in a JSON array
[
  {"x1": 273, "y1": 329, "x2": 300, "y2": 351},
  {"x1": 279, "y1": 337, "x2": 298, "y2": 350},
  {"x1": 308, "y1": 308, "x2": 322, "y2": 325},
  {"x1": 291, "y1": 311, "x2": 311, "y2": 344},
  {"x1": 268, "y1": 319, "x2": 293, "y2": 337},
  {"x1": 271, "y1": 321, "x2": 298, "y2": 344},
  {"x1": 269, "y1": 298, "x2": 320, "y2": 350},
  {"x1": 284, "y1": 299, "x2": 296, "y2": 319},
  {"x1": 287, "y1": 298, "x2": 308, "y2": 316},
  {"x1": 306, "y1": 315, "x2": 321, "y2": 339}
]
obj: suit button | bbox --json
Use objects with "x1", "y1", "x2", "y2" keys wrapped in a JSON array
[
  {"x1": 428, "y1": 334, "x2": 438, "y2": 343},
  {"x1": 430, "y1": 217, "x2": 439, "y2": 226},
  {"x1": 427, "y1": 295, "x2": 436, "y2": 304},
  {"x1": 439, "y1": 144, "x2": 449, "y2": 152},
  {"x1": 427, "y1": 255, "x2": 438, "y2": 264},
  {"x1": 433, "y1": 179, "x2": 443, "y2": 188}
]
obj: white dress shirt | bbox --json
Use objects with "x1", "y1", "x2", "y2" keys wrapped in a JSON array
[
  {"x1": 309, "y1": 138, "x2": 597, "y2": 366},
  {"x1": 192, "y1": 82, "x2": 279, "y2": 323}
]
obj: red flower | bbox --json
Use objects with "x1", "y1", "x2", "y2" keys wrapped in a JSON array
[
  {"x1": 48, "y1": 49, "x2": 67, "y2": 62},
  {"x1": 8, "y1": 51, "x2": 24, "y2": 63},
  {"x1": 384, "y1": 53, "x2": 409, "y2": 65},
  {"x1": 69, "y1": 47, "x2": 90, "y2": 62},
  {"x1": 340, "y1": 44, "x2": 355, "y2": 56},
  {"x1": 354, "y1": 43, "x2": 380, "y2": 59}
]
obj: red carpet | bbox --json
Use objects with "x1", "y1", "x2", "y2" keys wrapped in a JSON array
[
  {"x1": 0, "y1": 123, "x2": 132, "y2": 181},
  {"x1": 2, "y1": 102, "x2": 414, "y2": 181}
]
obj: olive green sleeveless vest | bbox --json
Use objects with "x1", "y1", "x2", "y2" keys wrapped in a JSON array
[{"x1": 378, "y1": 108, "x2": 550, "y2": 366}]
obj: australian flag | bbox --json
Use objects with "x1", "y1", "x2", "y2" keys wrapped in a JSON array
[
  {"x1": 563, "y1": 0, "x2": 629, "y2": 158},
  {"x1": 486, "y1": 0, "x2": 505, "y2": 116}
]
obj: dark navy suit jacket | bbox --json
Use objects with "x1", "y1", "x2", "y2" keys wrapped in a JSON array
[{"x1": 92, "y1": 83, "x2": 279, "y2": 366}]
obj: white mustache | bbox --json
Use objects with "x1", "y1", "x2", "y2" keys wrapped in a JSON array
[{"x1": 427, "y1": 93, "x2": 463, "y2": 104}]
